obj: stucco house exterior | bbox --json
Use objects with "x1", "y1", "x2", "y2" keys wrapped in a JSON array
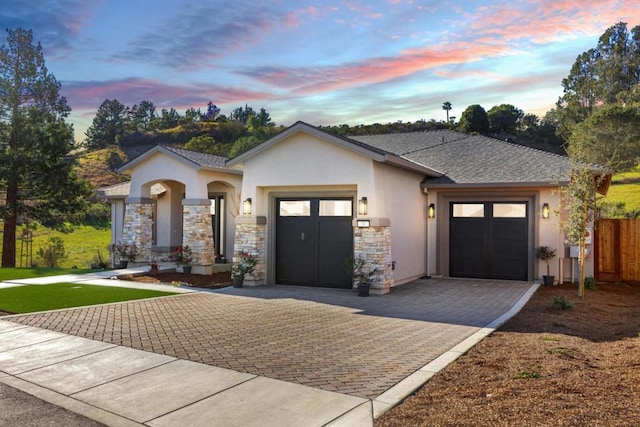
[{"x1": 100, "y1": 121, "x2": 602, "y2": 294}]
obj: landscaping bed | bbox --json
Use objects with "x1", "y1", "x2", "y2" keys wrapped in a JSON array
[
  {"x1": 126, "y1": 271, "x2": 232, "y2": 289},
  {"x1": 376, "y1": 281, "x2": 640, "y2": 426}
]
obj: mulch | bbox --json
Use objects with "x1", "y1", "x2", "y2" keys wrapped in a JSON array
[
  {"x1": 123, "y1": 271, "x2": 232, "y2": 289},
  {"x1": 376, "y1": 281, "x2": 640, "y2": 426}
]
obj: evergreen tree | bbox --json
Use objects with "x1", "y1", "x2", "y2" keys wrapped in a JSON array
[{"x1": 0, "y1": 28, "x2": 91, "y2": 267}]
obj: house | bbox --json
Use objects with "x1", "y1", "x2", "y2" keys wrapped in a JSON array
[{"x1": 99, "y1": 121, "x2": 604, "y2": 293}]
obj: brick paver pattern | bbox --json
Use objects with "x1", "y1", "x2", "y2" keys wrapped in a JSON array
[{"x1": 8, "y1": 279, "x2": 531, "y2": 399}]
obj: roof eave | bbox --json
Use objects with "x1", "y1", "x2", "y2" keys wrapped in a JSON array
[
  {"x1": 117, "y1": 145, "x2": 201, "y2": 174},
  {"x1": 384, "y1": 154, "x2": 442, "y2": 177},
  {"x1": 421, "y1": 181, "x2": 569, "y2": 189}
]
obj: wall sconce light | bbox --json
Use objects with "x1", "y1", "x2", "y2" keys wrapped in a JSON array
[
  {"x1": 428, "y1": 203, "x2": 436, "y2": 219},
  {"x1": 541, "y1": 203, "x2": 550, "y2": 219},
  {"x1": 358, "y1": 197, "x2": 368, "y2": 216},
  {"x1": 243, "y1": 198, "x2": 252, "y2": 215}
]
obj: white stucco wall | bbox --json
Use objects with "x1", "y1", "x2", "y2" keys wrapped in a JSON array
[
  {"x1": 240, "y1": 132, "x2": 377, "y2": 217},
  {"x1": 238, "y1": 130, "x2": 428, "y2": 286},
  {"x1": 375, "y1": 162, "x2": 427, "y2": 285}
]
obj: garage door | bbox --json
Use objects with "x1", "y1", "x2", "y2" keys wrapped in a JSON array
[
  {"x1": 276, "y1": 198, "x2": 353, "y2": 288},
  {"x1": 450, "y1": 202, "x2": 529, "y2": 280}
]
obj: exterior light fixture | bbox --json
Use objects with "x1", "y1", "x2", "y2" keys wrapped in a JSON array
[
  {"x1": 428, "y1": 203, "x2": 436, "y2": 219},
  {"x1": 243, "y1": 198, "x2": 252, "y2": 215},
  {"x1": 541, "y1": 203, "x2": 550, "y2": 219},
  {"x1": 358, "y1": 197, "x2": 368, "y2": 216},
  {"x1": 357, "y1": 220, "x2": 370, "y2": 228}
]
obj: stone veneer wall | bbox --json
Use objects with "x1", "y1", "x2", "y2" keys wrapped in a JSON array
[
  {"x1": 182, "y1": 201, "x2": 214, "y2": 266},
  {"x1": 233, "y1": 218, "x2": 266, "y2": 284},
  {"x1": 122, "y1": 199, "x2": 153, "y2": 262},
  {"x1": 354, "y1": 225, "x2": 393, "y2": 294}
]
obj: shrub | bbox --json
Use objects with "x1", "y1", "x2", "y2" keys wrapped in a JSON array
[
  {"x1": 584, "y1": 276, "x2": 597, "y2": 290},
  {"x1": 37, "y1": 237, "x2": 67, "y2": 267},
  {"x1": 551, "y1": 295, "x2": 574, "y2": 310},
  {"x1": 90, "y1": 250, "x2": 110, "y2": 269}
]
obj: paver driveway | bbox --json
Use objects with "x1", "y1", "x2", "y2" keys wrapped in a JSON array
[{"x1": 8, "y1": 278, "x2": 532, "y2": 400}]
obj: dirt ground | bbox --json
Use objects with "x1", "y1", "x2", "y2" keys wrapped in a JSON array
[{"x1": 376, "y1": 281, "x2": 640, "y2": 426}]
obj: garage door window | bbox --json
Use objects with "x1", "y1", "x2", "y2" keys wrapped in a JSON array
[
  {"x1": 279, "y1": 200, "x2": 310, "y2": 216},
  {"x1": 493, "y1": 203, "x2": 526, "y2": 218},
  {"x1": 452, "y1": 203, "x2": 484, "y2": 217},
  {"x1": 319, "y1": 200, "x2": 352, "y2": 216}
]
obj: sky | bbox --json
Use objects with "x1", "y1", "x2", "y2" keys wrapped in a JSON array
[{"x1": 2, "y1": 0, "x2": 640, "y2": 142}]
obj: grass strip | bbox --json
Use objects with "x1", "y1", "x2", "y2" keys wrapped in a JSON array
[
  {"x1": 0, "y1": 283, "x2": 176, "y2": 314},
  {"x1": 0, "y1": 268, "x2": 100, "y2": 281}
]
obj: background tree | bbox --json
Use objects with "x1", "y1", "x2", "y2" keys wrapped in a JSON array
[
  {"x1": 557, "y1": 22, "x2": 640, "y2": 139},
  {"x1": 568, "y1": 104, "x2": 640, "y2": 173},
  {"x1": 442, "y1": 101, "x2": 452, "y2": 122},
  {"x1": 0, "y1": 28, "x2": 91, "y2": 267},
  {"x1": 458, "y1": 104, "x2": 489, "y2": 135},
  {"x1": 487, "y1": 104, "x2": 523, "y2": 134},
  {"x1": 85, "y1": 99, "x2": 128, "y2": 149},
  {"x1": 128, "y1": 100, "x2": 156, "y2": 131},
  {"x1": 184, "y1": 134, "x2": 228, "y2": 156}
]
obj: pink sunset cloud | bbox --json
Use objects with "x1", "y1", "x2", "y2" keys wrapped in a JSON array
[{"x1": 62, "y1": 78, "x2": 275, "y2": 113}]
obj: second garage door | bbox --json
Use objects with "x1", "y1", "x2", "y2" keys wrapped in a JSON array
[
  {"x1": 450, "y1": 202, "x2": 529, "y2": 281},
  {"x1": 276, "y1": 198, "x2": 353, "y2": 288}
]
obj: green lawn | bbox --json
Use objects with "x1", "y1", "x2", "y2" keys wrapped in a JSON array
[
  {"x1": 604, "y1": 166, "x2": 640, "y2": 214},
  {"x1": 0, "y1": 267, "x2": 98, "y2": 281},
  {"x1": 0, "y1": 283, "x2": 177, "y2": 314}
]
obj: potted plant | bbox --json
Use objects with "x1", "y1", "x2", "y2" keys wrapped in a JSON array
[
  {"x1": 536, "y1": 246, "x2": 557, "y2": 286},
  {"x1": 232, "y1": 251, "x2": 257, "y2": 287},
  {"x1": 172, "y1": 245, "x2": 194, "y2": 274},
  {"x1": 110, "y1": 241, "x2": 139, "y2": 269},
  {"x1": 345, "y1": 255, "x2": 379, "y2": 297}
]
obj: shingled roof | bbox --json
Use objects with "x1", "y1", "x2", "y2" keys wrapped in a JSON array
[{"x1": 351, "y1": 130, "x2": 571, "y2": 186}]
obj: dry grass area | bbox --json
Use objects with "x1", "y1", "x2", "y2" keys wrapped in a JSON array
[{"x1": 376, "y1": 282, "x2": 640, "y2": 426}]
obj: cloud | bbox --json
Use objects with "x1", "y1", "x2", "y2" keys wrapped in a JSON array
[
  {"x1": 112, "y1": 3, "x2": 286, "y2": 70},
  {"x1": 62, "y1": 77, "x2": 275, "y2": 112},
  {"x1": 0, "y1": 0, "x2": 96, "y2": 57},
  {"x1": 466, "y1": 0, "x2": 640, "y2": 44},
  {"x1": 237, "y1": 41, "x2": 513, "y2": 94}
]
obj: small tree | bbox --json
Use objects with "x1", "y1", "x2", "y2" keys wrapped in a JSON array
[
  {"x1": 560, "y1": 161, "x2": 606, "y2": 297},
  {"x1": 535, "y1": 246, "x2": 557, "y2": 276}
]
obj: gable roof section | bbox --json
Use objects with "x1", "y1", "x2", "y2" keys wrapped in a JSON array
[
  {"x1": 352, "y1": 130, "x2": 572, "y2": 187},
  {"x1": 226, "y1": 121, "x2": 443, "y2": 177},
  {"x1": 118, "y1": 145, "x2": 239, "y2": 175},
  {"x1": 97, "y1": 181, "x2": 167, "y2": 200}
]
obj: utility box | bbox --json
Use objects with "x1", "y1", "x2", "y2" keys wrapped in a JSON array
[{"x1": 569, "y1": 245, "x2": 580, "y2": 258}]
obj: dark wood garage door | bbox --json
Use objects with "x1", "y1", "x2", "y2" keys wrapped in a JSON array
[
  {"x1": 450, "y1": 202, "x2": 529, "y2": 281},
  {"x1": 276, "y1": 198, "x2": 353, "y2": 288}
]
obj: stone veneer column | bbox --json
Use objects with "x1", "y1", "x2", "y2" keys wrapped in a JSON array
[
  {"x1": 123, "y1": 198, "x2": 154, "y2": 262},
  {"x1": 182, "y1": 199, "x2": 214, "y2": 267},
  {"x1": 233, "y1": 216, "x2": 267, "y2": 285},
  {"x1": 353, "y1": 218, "x2": 393, "y2": 295}
]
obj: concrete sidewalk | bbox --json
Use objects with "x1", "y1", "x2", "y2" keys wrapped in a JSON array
[
  {"x1": 0, "y1": 320, "x2": 371, "y2": 426},
  {"x1": 0, "y1": 271, "x2": 538, "y2": 426}
]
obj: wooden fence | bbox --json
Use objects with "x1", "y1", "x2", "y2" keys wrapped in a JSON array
[{"x1": 594, "y1": 219, "x2": 640, "y2": 283}]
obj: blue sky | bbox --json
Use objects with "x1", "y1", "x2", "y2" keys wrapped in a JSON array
[{"x1": 2, "y1": 0, "x2": 640, "y2": 141}]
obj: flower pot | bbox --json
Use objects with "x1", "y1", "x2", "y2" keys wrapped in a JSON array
[
  {"x1": 182, "y1": 266, "x2": 192, "y2": 274},
  {"x1": 233, "y1": 276, "x2": 244, "y2": 288},
  {"x1": 543, "y1": 275, "x2": 555, "y2": 286},
  {"x1": 150, "y1": 263, "x2": 159, "y2": 274},
  {"x1": 117, "y1": 260, "x2": 128, "y2": 269},
  {"x1": 357, "y1": 283, "x2": 370, "y2": 297}
]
